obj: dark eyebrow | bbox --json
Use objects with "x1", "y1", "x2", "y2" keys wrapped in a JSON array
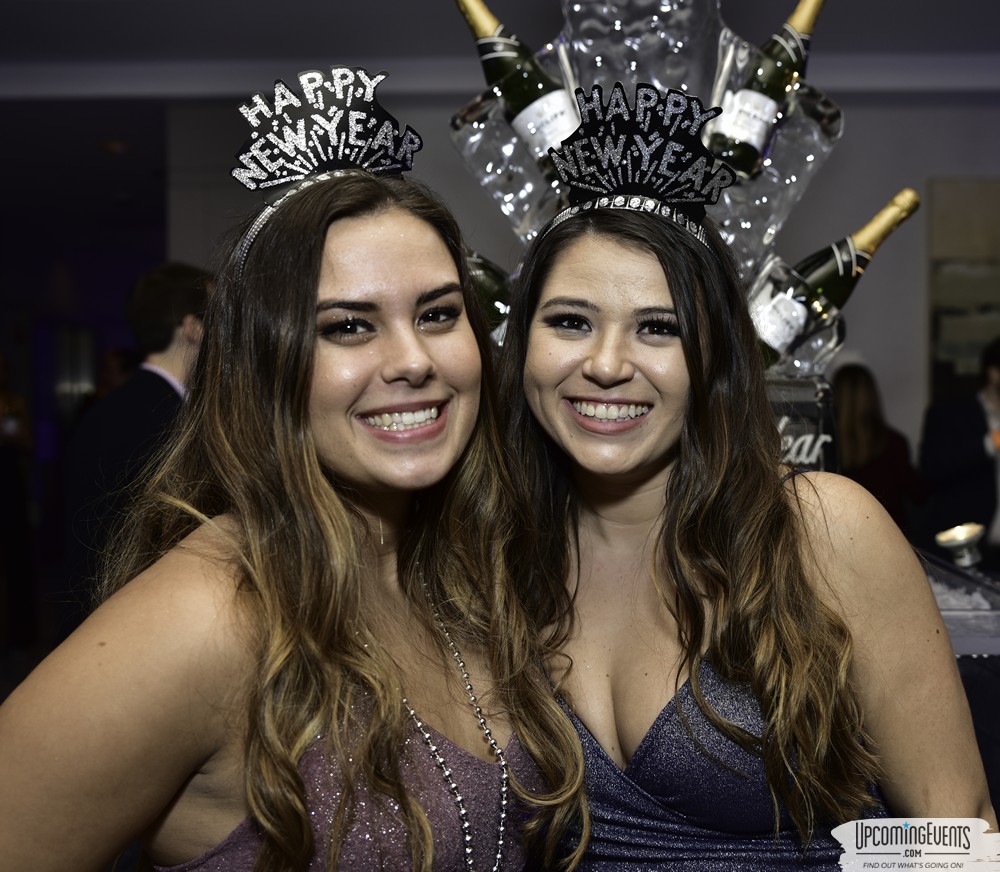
[
  {"x1": 537, "y1": 299, "x2": 677, "y2": 318},
  {"x1": 315, "y1": 282, "x2": 464, "y2": 314},
  {"x1": 417, "y1": 282, "x2": 464, "y2": 307},
  {"x1": 316, "y1": 299, "x2": 376, "y2": 314},
  {"x1": 537, "y1": 296, "x2": 600, "y2": 313}
]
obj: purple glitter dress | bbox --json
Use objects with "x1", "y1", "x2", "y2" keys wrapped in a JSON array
[
  {"x1": 565, "y1": 660, "x2": 886, "y2": 870},
  {"x1": 153, "y1": 722, "x2": 543, "y2": 871}
]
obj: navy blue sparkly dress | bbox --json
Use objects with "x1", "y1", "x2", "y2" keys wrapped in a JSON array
[{"x1": 564, "y1": 660, "x2": 886, "y2": 870}]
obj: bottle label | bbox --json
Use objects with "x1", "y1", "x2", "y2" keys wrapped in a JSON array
[
  {"x1": 510, "y1": 89, "x2": 580, "y2": 159},
  {"x1": 714, "y1": 89, "x2": 778, "y2": 151},
  {"x1": 751, "y1": 292, "x2": 808, "y2": 355}
]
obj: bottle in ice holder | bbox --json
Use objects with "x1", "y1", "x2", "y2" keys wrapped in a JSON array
[
  {"x1": 708, "y1": 0, "x2": 825, "y2": 178},
  {"x1": 750, "y1": 187, "x2": 921, "y2": 369},
  {"x1": 750, "y1": 260, "x2": 846, "y2": 375},
  {"x1": 452, "y1": 0, "x2": 579, "y2": 162},
  {"x1": 788, "y1": 186, "x2": 920, "y2": 316},
  {"x1": 774, "y1": 317, "x2": 845, "y2": 378},
  {"x1": 749, "y1": 256, "x2": 810, "y2": 367}
]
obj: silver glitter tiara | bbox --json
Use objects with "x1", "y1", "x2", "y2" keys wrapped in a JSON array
[
  {"x1": 545, "y1": 82, "x2": 736, "y2": 247},
  {"x1": 231, "y1": 65, "x2": 422, "y2": 269}
]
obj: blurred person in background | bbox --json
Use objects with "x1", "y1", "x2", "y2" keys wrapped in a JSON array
[
  {"x1": 831, "y1": 362, "x2": 926, "y2": 541},
  {"x1": 62, "y1": 261, "x2": 211, "y2": 636},
  {"x1": 74, "y1": 346, "x2": 142, "y2": 421}
]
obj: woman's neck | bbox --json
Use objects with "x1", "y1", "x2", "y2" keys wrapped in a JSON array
[
  {"x1": 573, "y1": 470, "x2": 668, "y2": 552},
  {"x1": 566, "y1": 472, "x2": 675, "y2": 613},
  {"x1": 354, "y1": 495, "x2": 410, "y2": 593},
  {"x1": 567, "y1": 478, "x2": 667, "y2": 608}
]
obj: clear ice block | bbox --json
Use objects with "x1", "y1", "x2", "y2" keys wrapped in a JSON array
[{"x1": 559, "y1": 0, "x2": 724, "y2": 103}]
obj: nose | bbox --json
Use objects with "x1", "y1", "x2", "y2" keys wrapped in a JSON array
[
  {"x1": 381, "y1": 326, "x2": 435, "y2": 386},
  {"x1": 582, "y1": 330, "x2": 634, "y2": 386}
]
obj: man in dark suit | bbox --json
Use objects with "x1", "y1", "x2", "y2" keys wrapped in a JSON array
[
  {"x1": 62, "y1": 261, "x2": 211, "y2": 637},
  {"x1": 919, "y1": 336, "x2": 1000, "y2": 570}
]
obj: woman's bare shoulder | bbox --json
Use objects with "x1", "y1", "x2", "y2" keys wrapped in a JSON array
[
  {"x1": 116, "y1": 515, "x2": 247, "y2": 620},
  {"x1": 0, "y1": 516, "x2": 259, "y2": 870},
  {"x1": 783, "y1": 469, "x2": 896, "y2": 549},
  {"x1": 783, "y1": 469, "x2": 929, "y2": 612},
  {"x1": 81, "y1": 513, "x2": 257, "y2": 705}
]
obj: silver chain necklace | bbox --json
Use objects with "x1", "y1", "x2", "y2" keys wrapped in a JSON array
[{"x1": 402, "y1": 603, "x2": 509, "y2": 872}]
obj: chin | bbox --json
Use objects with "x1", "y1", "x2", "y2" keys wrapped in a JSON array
[
  {"x1": 576, "y1": 453, "x2": 667, "y2": 481},
  {"x1": 576, "y1": 452, "x2": 641, "y2": 474},
  {"x1": 375, "y1": 464, "x2": 458, "y2": 495}
]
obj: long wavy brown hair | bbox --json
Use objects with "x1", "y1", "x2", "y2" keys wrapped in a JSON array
[
  {"x1": 498, "y1": 208, "x2": 882, "y2": 844},
  {"x1": 98, "y1": 172, "x2": 586, "y2": 870}
]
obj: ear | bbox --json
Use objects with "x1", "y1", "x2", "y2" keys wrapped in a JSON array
[{"x1": 180, "y1": 313, "x2": 204, "y2": 346}]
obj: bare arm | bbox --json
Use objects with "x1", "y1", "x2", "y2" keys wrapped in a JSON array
[
  {"x1": 799, "y1": 471, "x2": 996, "y2": 827},
  {"x1": 0, "y1": 534, "x2": 250, "y2": 871}
]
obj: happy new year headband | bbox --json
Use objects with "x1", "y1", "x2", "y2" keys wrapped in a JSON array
[
  {"x1": 544, "y1": 82, "x2": 737, "y2": 247},
  {"x1": 230, "y1": 65, "x2": 423, "y2": 270}
]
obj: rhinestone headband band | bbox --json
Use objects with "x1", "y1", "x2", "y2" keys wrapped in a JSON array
[
  {"x1": 544, "y1": 82, "x2": 736, "y2": 246},
  {"x1": 547, "y1": 195, "x2": 710, "y2": 246},
  {"x1": 234, "y1": 170, "x2": 349, "y2": 275},
  {"x1": 230, "y1": 65, "x2": 422, "y2": 272}
]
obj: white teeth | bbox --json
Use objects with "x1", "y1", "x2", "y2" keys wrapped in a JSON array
[
  {"x1": 363, "y1": 406, "x2": 439, "y2": 431},
  {"x1": 572, "y1": 401, "x2": 649, "y2": 421}
]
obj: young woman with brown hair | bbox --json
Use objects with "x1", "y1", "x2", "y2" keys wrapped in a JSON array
[
  {"x1": 498, "y1": 81, "x2": 995, "y2": 868},
  {"x1": 0, "y1": 68, "x2": 585, "y2": 872}
]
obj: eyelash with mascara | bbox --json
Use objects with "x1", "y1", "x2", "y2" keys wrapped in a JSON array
[
  {"x1": 541, "y1": 311, "x2": 680, "y2": 337},
  {"x1": 318, "y1": 305, "x2": 464, "y2": 341}
]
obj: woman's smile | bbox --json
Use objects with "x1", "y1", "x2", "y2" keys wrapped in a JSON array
[{"x1": 361, "y1": 401, "x2": 444, "y2": 434}]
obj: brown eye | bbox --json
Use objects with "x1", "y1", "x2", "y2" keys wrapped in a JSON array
[
  {"x1": 637, "y1": 317, "x2": 680, "y2": 337},
  {"x1": 419, "y1": 305, "x2": 462, "y2": 329},
  {"x1": 542, "y1": 313, "x2": 591, "y2": 332},
  {"x1": 318, "y1": 318, "x2": 374, "y2": 342}
]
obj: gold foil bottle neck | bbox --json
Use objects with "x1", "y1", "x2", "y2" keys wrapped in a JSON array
[
  {"x1": 851, "y1": 187, "x2": 921, "y2": 256},
  {"x1": 454, "y1": 0, "x2": 501, "y2": 40},
  {"x1": 786, "y1": 0, "x2": 826, "y2": 38}
]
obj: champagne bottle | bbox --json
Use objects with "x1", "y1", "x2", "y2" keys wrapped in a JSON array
[
  {"x1": 708, "y1": 0, "x2": 825, "y2": 179},
  {"x1": 452, "y1": 0, "x2": 579, "y2": 162},
  {"x1": 750, "y1": 259, "x2": 810, "y2": 368},
  {"x1": 753, "y1": 187, "x2": 921, "y2": 367}
]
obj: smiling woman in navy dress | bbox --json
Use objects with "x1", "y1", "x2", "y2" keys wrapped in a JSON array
[{"x1": 498, "y1": 81, "x2": 996, "y2": 869}]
